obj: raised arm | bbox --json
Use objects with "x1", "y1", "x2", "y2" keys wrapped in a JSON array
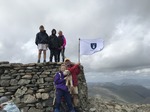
[{"x1": 68, "y1": 64, "x2": 80, "y2": 75}]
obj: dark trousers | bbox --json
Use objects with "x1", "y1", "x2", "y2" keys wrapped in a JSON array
[
  {"x1": 50, "y1": 49, "x2": 58, "y2": 62},
  {"x1": 58, "y1": 48, "x2": 65, "y2": 62},
  {"x1": 55, "y1": 89, "x2": 74, "y2": 112}
]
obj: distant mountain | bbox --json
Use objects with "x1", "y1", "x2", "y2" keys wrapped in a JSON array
[
  {"x1": 112, "y1": 78, "x2": 150, "y2": 88},
  {"x1": 88, "y1": 82, "x2": 150, "y2": 104}
]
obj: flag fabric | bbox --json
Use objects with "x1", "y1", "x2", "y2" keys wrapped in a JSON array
[{"x1": 80, "y1": 38, "x2": 104, "y2": 55}]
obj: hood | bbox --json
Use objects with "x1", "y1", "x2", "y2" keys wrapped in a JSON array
[{"x1": 51, "y1": 29, "x2": 56, "y2": 35}]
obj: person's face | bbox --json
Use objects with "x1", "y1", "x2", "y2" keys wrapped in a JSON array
[
  {"x1": 40, "y1": 27, "x2": 44, "y2": 32},
  {"x1": 60, "y1": 65, "x2": 66, "y2": 72},
  {"x1": 52, "y1": 30, "x2": 56, "y2": 35},
  {"x1": 65, "y1": 60, "x2": 71, "y2": 66},
  {"x1": 58, "y1": 31, "x2": 62, "y2": 36},
  {"x1": 0, "y1": 105, "x2": 3, "y2": 110}
]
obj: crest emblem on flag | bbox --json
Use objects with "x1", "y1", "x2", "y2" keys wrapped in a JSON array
[{"x1": 91, "y1": 43, "x2": 97, "y2": 50}]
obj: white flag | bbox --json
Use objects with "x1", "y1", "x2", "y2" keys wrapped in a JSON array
[{"x1": 80, "y1": 38, "x2": 104, "y2": 55}]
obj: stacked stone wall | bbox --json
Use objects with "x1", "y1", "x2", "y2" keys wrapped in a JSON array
[{"x1": 0, "y1": 61, "x2": 88, "y2": 112}]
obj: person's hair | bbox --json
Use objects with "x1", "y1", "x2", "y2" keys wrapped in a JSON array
[
  {"x1": 59, "y1": 64, "x2": 66, "y2": 70},
  {"x1": 39, "y1": 25, "x2": 44, "y2": 29},
  {"x1": 59, "y1": 30, "x2": 62, "y2": 34},
  {"x1": 61, "y1": 64, "x2": 66, "y2": 67}
]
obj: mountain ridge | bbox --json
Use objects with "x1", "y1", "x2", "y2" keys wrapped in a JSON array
[{"x1": 88, "y1": 82, "x2": 150, "y2": 104}]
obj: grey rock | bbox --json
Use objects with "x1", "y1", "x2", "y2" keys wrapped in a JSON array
[
  {"x1": 13, "y1": 67, "x2": 20, "y2": 70},
  {"x1": 1, "y1": 75, "x2": 12, "y2": 80},
  {"x1": 16, "y1": 75, "x2": 21, "y2": 80},
  {"x1": 22, "y1": 74, "x2": 32, "y2": 79},
  {"x1": 18, "y1": 79, "x2": 30, "y2": 85},
  {"x1": 12, "y1": 97, "x2": 21, "y2": 104},
  {"x1": 32, "y1": 69, "x2": 38, "y2": 72},
  {"x1": 20, "y1": 107, "x2": 29, "y2": 112},
  {"x1": 0, "y1": 61, "x2": 9, "y2": 64},
  {"x1": 0, "y1": 69, "x2": 4, "y2": 74},
  {"x1": 24, "y1": 94, "x2": 37, "y2": 103},
  {"x1": 41, "y1": 93, "x2": 49, "y2": 100},
  {"x1": 18, "y1": 69, "x2": 25, "y2": 73},
  {"x1": 37, "y1": 78, "x2": 44, "y2": 84},
  {"x1": 26, "y1": 84, "x2": 37, "y2": 87},
  {"x1": 10, "y1": 79, "x2": 18, "y2": 86},
  {"x1": 15, "y1": 87, "x2": 27, "y2": 97},
  {"x1": 25, "y1": 70, "x2": 32, "y2": 73},
  {"x1": 0, "y1": 64, "x2": 11, "y2": 68},
  {"x1": 44, "y1": 77, "x2": 53, "y2": 82},
  {"x1": 11, "y1": 63, "x2": 22, "y2": 67},
  {"x1": 36, "y1": 63, "x2": 44, "y2": 66},
  {"x1": 0, "y1": 80, "x2": 10, "y2": 86},
  {"x1": 4, "y1": 70, "x2": 10, "y2": 74},
  {"x1": 20, "y1": 73, "x2": 25, "y2": 76},
  {"x1": 90, "y1": 108, "x2": 96, "y2": 112},
  {"x1": 28, "y1": 107, "x2": 43, "y2": 112},
  {"x1": 6, "y1": 86, "x2": 19, "y2": 91},
  {"x1": 39, "y1": 75, "x2": 47, "y2": 78},
  {"x1": 26, "y1": 67, "x2": 34, "y2": 70},
  {"x1": 10, "y1": 70, "x2": 17, "y2": 74},
  {"x1": 33, "y1": 74, "x2": 39, "y2": 79},
  {"x1": 36, "y1": 93, "x2": 42, "y2": 99},
  {"x1": 28, "y1": 63, "x2": 36, "y2": 66},
  {"x1": 36, "y1": 102, "x2": 43, "y2": 109},
  {"x1": 42, "y1": 99, "x2": 53, "y2": 107},
  {"x1": 0, "y1": 87, "x2": 5, "y2": 92},
  {"x1": 42, "y1": 72, "x2": 50, "y2": 75},
  {"x1": 26, "y1": 89, "x2": 34, "y2": 94},
  {"x1": 5, "y1": 92, "x2": 13, "y2": 95},
  {"x1": 0, "y1": 93, "x2": 4, "y2": 96},
  {"x1": 31, "y1": 79, "x2": 36, "y2": 84},
  {"x1": 37, "y1": 89, "x2": 45, "y2": 92}
]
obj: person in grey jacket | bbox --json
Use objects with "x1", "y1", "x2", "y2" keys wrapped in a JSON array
[
  {"x1": 35, "y1": 25, "x2": 49, "y2": 63},
  {"x1": 0, "y1": 96, "x2": 20, "y2": 112}
]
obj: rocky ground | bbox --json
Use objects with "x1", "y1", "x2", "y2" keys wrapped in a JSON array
[{"x1": 86, "y1": 97, "x2": 150, "y2": 112}]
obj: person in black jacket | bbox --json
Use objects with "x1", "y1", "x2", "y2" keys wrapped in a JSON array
[
  {"x1": 48, "y1": 29, "x2": 60, "y2": 62},
  {"x1": 35, "y1": 25, "x2": 49, "y2": 63}
]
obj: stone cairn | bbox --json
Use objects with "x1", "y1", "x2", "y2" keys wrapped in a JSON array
[{"x1": 0, "y1": 61, "x2": 88, "y2": 112}]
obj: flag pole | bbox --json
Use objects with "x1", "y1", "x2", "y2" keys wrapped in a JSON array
[{"x1": 78, "y1": 38, "x2": 80, "y2": 63}]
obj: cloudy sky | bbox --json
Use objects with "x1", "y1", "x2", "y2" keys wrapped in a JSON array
[{"x1": 1, "y1": 0, "x2": 150, "y2": 82}]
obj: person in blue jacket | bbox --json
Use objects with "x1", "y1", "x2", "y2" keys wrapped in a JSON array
[{"x1": 54, "y1": 64, "x2": 75, "y2": 112}]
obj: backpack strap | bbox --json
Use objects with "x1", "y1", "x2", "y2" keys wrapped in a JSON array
[{"x1": 59, "y1": 72, "x2": 62, "y2": 79}]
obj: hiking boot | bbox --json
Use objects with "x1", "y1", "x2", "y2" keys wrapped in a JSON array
[
  {"x1": 43, "y1": 60, "x2": 46, "y2": 63},
  {"x1": 54, "y1": 108, "x2": 59, "y2": 112},
  {"x1": 74, "y1": 107, "x2": 80, "y2": 112},
  {"x1": 37, "y1": 60, "x2": 40, "y2": 63}
]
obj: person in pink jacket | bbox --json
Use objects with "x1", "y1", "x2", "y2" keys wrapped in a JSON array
[{"x1": 58, "y1": 31, "x2": 66, "y2": 62}]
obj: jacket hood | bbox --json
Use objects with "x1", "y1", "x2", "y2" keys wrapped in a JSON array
[
  {"x1": 40, "y1": 30, "x2": 46, "y2": 33},
  {"x1": 51, "y1": 29, "x2": 56, "y2": 35}
]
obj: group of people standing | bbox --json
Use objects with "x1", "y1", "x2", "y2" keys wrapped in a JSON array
[
  {"x1": 36, "y1": 25, "x2": 81, "y2": 112},
  {"x1": 35, "y1": 25, "x2": 66, "y2": 63}
]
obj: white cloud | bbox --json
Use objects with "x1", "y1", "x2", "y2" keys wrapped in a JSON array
[{"x1": 0, "y1": 0, "x2": 150, "y2": 82}]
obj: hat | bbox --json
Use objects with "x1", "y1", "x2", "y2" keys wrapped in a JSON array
[
  {"x1": 64, "y1": 58, "x2": 70, "y2": 62},
  {"x1": 0, "y1": 97, "x2": 9, "y2": 104}
]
